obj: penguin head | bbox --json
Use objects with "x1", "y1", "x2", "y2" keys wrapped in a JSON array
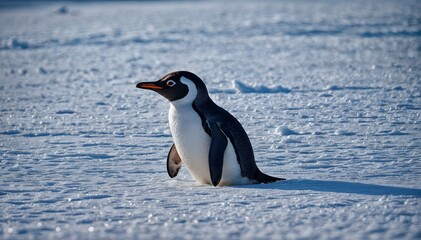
[{"x1": 136, "y1": 71, "x2": 208, "y2": 103}]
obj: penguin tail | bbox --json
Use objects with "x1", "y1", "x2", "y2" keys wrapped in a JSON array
[{"x1": 254, "y1": 171, "x2": 286, "y2": 184}]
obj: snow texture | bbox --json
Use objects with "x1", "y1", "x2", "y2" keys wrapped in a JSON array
[{"x1": 0, "y1": 0, "x2": 420, "y2": 239}]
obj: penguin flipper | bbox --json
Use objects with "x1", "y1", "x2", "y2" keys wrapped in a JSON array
[
  {"x1": 208, "y1": 122, "x2": 228, "y2": 186},
  {"x1": 167, "y1": 144, "x2": 182, "y2": 178},
  {"x1": 219, "y1": 120, "x2": 286, "y2": 184}
]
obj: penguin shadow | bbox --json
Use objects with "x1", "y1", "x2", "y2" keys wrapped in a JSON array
[{"x1": 237, "y1": 179, "x2": 421, "y2": 197}]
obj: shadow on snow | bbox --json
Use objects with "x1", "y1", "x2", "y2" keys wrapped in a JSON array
[{"x1": 238, "y1": 179, "x2": 421, "y2": 197}]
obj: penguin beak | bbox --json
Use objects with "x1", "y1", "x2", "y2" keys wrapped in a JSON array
[{"x1": 136, "y1": 82, "x2": 163, "y2": 90}]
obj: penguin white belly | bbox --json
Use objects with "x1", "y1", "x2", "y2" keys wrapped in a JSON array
[
  {"x1": 169, "y1": 104, "x2": 211, "y2": 184},
  {"x1": 169, "y1": 104, "x2": 251, "y2": 186}
]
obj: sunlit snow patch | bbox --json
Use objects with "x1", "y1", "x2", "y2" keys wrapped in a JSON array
[
  {"x1": 275, "y1": 126, "x2": 300, "y2": 136},
  {"x1": 233, "y1": 81, "x2": 291, "y2": 93}
]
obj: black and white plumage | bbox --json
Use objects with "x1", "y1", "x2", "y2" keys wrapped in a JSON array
[{"x1": 136, "y1": 71, "x2": 284, "y2": 186}]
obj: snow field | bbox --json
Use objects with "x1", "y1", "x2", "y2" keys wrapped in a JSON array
[{"x1": 0, "y1": 0, "x2": 420, "y2": 239}]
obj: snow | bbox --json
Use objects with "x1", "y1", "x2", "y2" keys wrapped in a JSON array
[
  {"x1": 275, "y1": 126, "x2": 300, "y2": 136},
  {"x1": 0, "y1": 0, "x2": 420, "y2": 239},
  {"x1": 233, "y1": 80, "x2": 291, "y2": 93}
]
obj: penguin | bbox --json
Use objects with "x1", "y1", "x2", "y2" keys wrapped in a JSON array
[{"x1": 136, "y1": 71, "x2": 285, "y2": 186}]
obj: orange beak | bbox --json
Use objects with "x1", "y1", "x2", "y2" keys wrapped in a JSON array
[{"x1": 136, "y1": 82, "x2": 163, "y2": 90}]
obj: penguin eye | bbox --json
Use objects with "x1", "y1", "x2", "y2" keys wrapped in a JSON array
[{"x1": 166, "y1": 80, "x2": 176, "y2": 87}]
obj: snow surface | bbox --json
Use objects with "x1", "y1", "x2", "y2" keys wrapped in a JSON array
[{"x1": 0, "y1": 0, "x2": 420, "y2": 239}]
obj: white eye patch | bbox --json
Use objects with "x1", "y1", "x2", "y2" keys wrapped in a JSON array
[{"x1": 166, "y1": 80, "x2": 176, "y2": 87}]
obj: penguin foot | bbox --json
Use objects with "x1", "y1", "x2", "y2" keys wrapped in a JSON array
[{"x1": 255, "y1": 172, "x2": 286, "y2": 184}]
